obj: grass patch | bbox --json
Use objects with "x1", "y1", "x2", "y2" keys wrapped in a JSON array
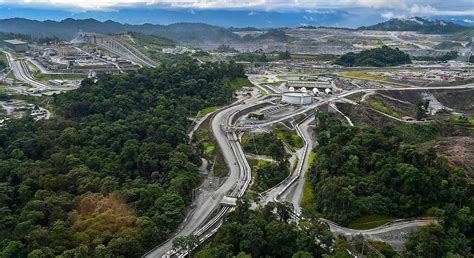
[
  {"x1": 230, "y1": 77, "x2": 253, "y2": 90},
  {"x1": 0, "y1": 52, "x2": 8, "y2": 70},
  {"x1": 274, "y1": 125, "x2": 304, "y2": 150},
  {"x1": 367, "y1": 98, "x2": 404, "y2": 118},
  {"x1": 301, "y1": 151, "x2": 317, "y2": 216},
  {"x1": 196, "y1": 106, "x2": 223, "y2": 118},
  {"x1": 26, "y1": 61, "x2": 40, "y2": 73},
  {"x1": 340, "y1": 71, "x2": 388, "y2": 81},
  {"x1": 348, "y1": 215, "x2": 395, "y2": 230},
  {"x1": 290, "y1": 53, "x2": 337, "y2": 61},
  {"x1": 449, "y1": 116, "x2": 474, "y2": 135},
  {"x1": 193, "y1": 124, "x2": 228, "y2": 177},
  {"x1": 213, "y1": 150, "x2": 228, "y2": 177},
  {"x1": 33, "y1": 73, "x2": 86, "y2": 81}
]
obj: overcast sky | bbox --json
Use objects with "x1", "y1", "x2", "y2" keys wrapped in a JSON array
[{"x1": 0, "y1": 0, "x2": 473, "y2": 16}]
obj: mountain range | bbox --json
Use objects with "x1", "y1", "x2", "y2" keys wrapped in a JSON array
[
  {"x1": 0, "y1": 17, "x2": 471, "y2": 44},
  {"x1": 358, "y1": 17, "x2": 469, "y2": 34},
  {"x1": 0, "y1": 18, "x2": 240, "y2": 43},
  {"x1": 1, "y1": 6, "x2": 473, "y2": 29}
]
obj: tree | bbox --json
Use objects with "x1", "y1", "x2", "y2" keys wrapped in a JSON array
[
  {"x1": 404, "y1": 224, "x2": 448, "y2": 257},
  {"x1": 265, "y1": 221, "x2": 297, "y2": 257},
  {"x1": 292, "y1": 251, "x2": 313, "y2": 258},
  {"x1": 1, "y1": 240, "x2": 27, "y2": 257},
  {"x1": 172, "y1": 235, "x2": 200, "y2": 252}
]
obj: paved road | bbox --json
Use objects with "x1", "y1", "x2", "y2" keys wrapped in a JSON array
[
  {"x1": 145, "y1": 83, "x2": 474, "y2": 257},
  {"x1": 279, "y1": 116, "x2": 315, "y2": 214},
  {"x1": 329, "y1": 102, "x2": 354, "y2": 126},
  {"x1": 4, "y1": 51, "x2": 49, "y2": 91},
  {"x1": 323, "y1": 218, "x2": 436, "y2": 251},
  {"x1": 144, "y1": 97, "x2": 256, "y2": 257}
]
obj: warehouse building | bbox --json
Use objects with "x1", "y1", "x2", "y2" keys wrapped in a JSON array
[
  {"x1": 281, "y1": 92, "x2": 312, "y2": 105},
  {"x1": 4, "y1": 39, "x2": 28, "y2": 52}
]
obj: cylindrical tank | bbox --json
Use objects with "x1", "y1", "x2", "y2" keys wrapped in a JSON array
[{"x1": 281, "y1": 92, "x2": 312, "y2": 105}]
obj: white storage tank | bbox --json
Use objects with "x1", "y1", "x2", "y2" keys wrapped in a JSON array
[{"x1": 281, "y1": 92, "x2": 312, "y2": 105}]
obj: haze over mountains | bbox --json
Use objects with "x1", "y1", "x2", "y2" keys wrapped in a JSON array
[
  {"x1": 0, "y1": 6, "x2": 473, "y2": 29},
  {"x1": 359, "y1": 17, "x2": 470, "y2": 34},
  {"x1": 0, "y1": 16, "x2": 471, "y2": 45}
]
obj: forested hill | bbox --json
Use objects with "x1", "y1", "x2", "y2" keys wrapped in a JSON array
[
  {"x1": 0, "y1": 61, "x2": 246, "y2": 257},
  {"x1": 307, "y1": 112, "x2": 473, "y2": 257},
  {"x1": 358, "y1": 17, "x2": 468, "y2": 34},
  {"x1": 0, "y1": 18, "x2": 240, "y2": 43},
  {"x1": 334, "y1": 46, "x2": 411, "y2": 67}
]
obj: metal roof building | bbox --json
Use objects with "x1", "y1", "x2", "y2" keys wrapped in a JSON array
[{"x1": 4, "y1": 39, "x2": 28, "y2": 52}]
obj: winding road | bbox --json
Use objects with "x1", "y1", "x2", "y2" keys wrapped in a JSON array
[{"x1": 145, "y1": 78, "x2": 474, "y2": 257}]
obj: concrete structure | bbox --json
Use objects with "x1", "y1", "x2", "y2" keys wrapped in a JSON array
[
  {"x1": 287, "y1": 80, "x2": 333, "y2": 90},
  {"x1": 4, "y1": 39, "x2": 28, "y2": 52},
  {"x1": 282, "y1": 92, "x2": 312, "y2": 105}
]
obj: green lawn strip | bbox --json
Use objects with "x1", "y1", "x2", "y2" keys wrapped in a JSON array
[
  {"x1": 348, "y1": 215, "x2": 395, "y2": 230},
  {"x1": 339, "y1": 71, "x2": 411, "y2": 88},
  {"x1": 33, "y1": 73, "x2": 86, "y2": 81},
  {"x1": 301, "y1": 151, "x2": 317, "y2": 216},
  {"x1": 213, "y1": 149, "x2": 228, "y2": 177},
  {"x1": 290, "y1": 53, "x2": 337, "y2": 61},
  {"x1": 340, "y1": 71, "x2": 388, "y2": 81},
  {"x1": 26, "y1": 60, "x2": 40, "y2": 73}
]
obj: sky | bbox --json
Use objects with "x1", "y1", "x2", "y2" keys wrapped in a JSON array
[{"x1": 0, "y1": 0, "x2": 472, "y2": 17}]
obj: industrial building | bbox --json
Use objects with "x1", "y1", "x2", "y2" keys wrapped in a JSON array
[
  {"x1": 4, "y1": 39, "x2": 28, "y2": 52},
  {"x1": 287, "y1": 80, "x2": 334, "y2": 90},
  {"x1": 281, "y1": 92, "x2": 312, "y2": 105}
]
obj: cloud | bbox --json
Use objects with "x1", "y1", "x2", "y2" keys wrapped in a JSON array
[
  {"x1": 0, "y1": 0, "x2": 410, "y2": 10},
  {"x1": 0, "y1": 0, "x2": 472, "y2": 16},
  {"x1": 381, "y1": 12, "x2": 406, "y2": 20},
  {"x1": 354, "y1": 0, "x2": 407, "y2": 9},
  {"x1": 408, "y1": 4, "x2": 474, "y2": 16}
]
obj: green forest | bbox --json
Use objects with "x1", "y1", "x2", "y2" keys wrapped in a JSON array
[
  {"x1": 195, "y1": 200, "x2": 333, "y2": 258},
  {"x1": 334, "y1": 46, "x2": 412, "y2": 67},
  {"x1": 0, "y1": 61, "x2": 247, "y2": 257},
  {"x1": 307, "y1": 112, "x2": 473, "y2": 257},
  {"x1": 413, "y1": 51, "x2": 459, "y2": 62},
  {"x1": 242, "y1": 132, "x2": 289, "y2": 192}
]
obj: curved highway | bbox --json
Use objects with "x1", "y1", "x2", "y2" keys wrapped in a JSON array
[
  {"x1": 145, "y1": 81, "x2": 474, "y2": 257},
  {"x1": 144, "y1": 98, "x2": 255, "y2": 257},
  {"x1": 4, "y1": 51, "x2": 50, "y2": 91}
]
